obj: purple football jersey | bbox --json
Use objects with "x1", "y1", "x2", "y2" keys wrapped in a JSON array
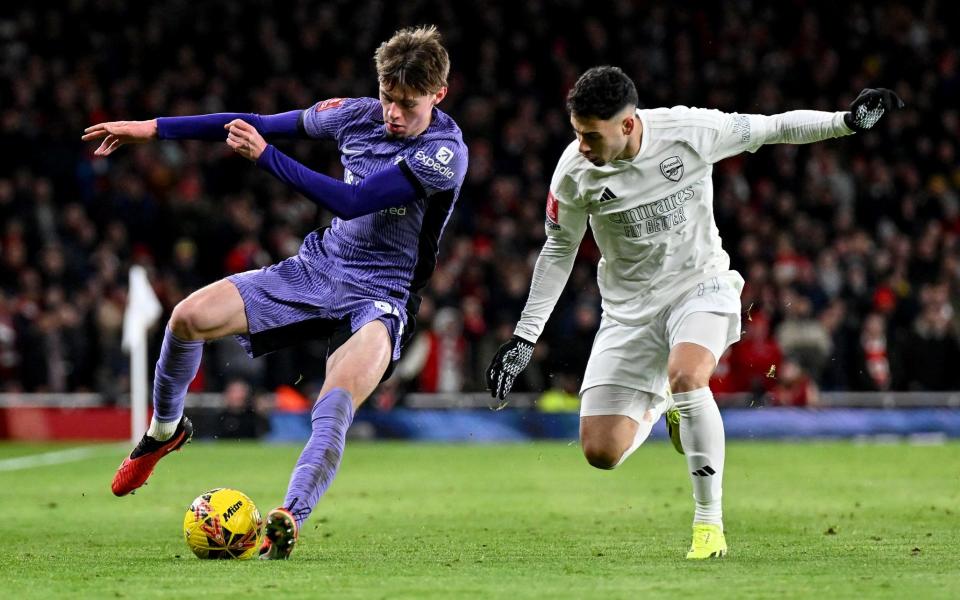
[
  {"x1": 298, "y1": 97, "x2": 468, "y2": 298},
  {"x1": 227, "y1": 98, "x2": 466, "y2": 361}
]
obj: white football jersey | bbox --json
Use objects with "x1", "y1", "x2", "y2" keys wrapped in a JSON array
[{"x1": 515, "y1": 106, "x2": 852, "y2": 340}]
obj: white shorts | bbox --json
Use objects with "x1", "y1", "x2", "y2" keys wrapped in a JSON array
[
  {"x1": 580, "y1": 272, "x2": 743, "y2": 410},
  {"x1": 580, "y1": 385, "x2": 668, "y2": 424}
]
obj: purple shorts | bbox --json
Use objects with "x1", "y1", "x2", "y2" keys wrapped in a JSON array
[{"x1": 227, "y1": 253, "x2": 406, "y2": 361}]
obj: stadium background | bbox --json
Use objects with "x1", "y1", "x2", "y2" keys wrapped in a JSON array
[
  {"x1": 1, "y1": 0, "x2": 959, "y2": 440},
  {"x1": 4, "y1": 3, "x2": 960, "y2": 598}
]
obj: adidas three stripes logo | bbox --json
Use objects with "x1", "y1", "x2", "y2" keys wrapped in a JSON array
[{"x1": 691, "y1": 465, "x2": 716, "y2": 477}]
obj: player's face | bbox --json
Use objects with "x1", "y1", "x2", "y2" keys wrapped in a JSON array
[
  {"x1": 570, "y1": 112, "x2": 632, "y2": 166},
  {"x1": 379, "y1": 84, "x2": 448, "y2": 138}
]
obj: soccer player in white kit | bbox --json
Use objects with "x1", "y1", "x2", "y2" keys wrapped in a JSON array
[{"x1": 486, "y1": 66, "x2": 902, "y2": 559}]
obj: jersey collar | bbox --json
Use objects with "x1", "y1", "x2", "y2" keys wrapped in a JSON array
[
  {"x1": 610, "y1": 109, "x2": 649, "y2": 165},
  {"x1": 630, "y1": 109, "x2": 650, "y2": 162}
]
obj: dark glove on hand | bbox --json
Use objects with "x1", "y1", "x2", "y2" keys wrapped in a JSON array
[
  {"x1": 485, "y1": 335, "x2": 535, "y2": 401},
  {"x1": 844, "y1": 88, "x2": 904, "y2": 132}
]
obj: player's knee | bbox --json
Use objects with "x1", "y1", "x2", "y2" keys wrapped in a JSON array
[
  {"x1": 169, "y1": 299, "x2": 205, "y2": 340},
  {"x1": 669, "y1": 369, "x2": 709, "y2": 393},
  {"x1": 581, "y1": 442, "x2": 621, "y2": 470}
]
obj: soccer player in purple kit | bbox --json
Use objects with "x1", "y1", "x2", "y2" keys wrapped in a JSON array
[{"x1": 82, "y1": 25, "x2": 467, "y2": 559}]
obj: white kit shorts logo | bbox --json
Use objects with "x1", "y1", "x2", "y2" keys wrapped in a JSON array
[
  {"x1": 415, "y1": 149, "x2": 456, "y2": 179},
  {"x1": 373, "y1": 300, "x2": 400, "y2": 316}
]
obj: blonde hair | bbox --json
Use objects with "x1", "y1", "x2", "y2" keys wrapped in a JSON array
[{"x1": 374, "y1": 25, "x2": 450, "y2": 95}]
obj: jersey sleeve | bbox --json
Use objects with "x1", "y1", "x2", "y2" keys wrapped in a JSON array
[
  {"x1": 402, "y1": 138, "x2": 468, "y2": 198},
  {"x1": 662, "y1": 107, "x2": 766, "y2": 164},
  {"x1": 682, "y1": 107, "x2": 853, "y2": 163},
  {"x1": 513, "y1": 166, "x2": 588, "y2": 343},
  {"x1": 543, "y1": 175, "x2": 588, "y2": 250},
  {"x1": 299, "y1": 98, "x2": 358, "y2": 140}
]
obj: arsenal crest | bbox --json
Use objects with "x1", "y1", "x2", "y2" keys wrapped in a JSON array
[{"x1": 659, "y1": 156, "x2": 684, "y2": 182}]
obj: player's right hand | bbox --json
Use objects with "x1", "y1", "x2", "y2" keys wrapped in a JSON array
[
  {"x1": 843, "y1": 88, "x2": 904, "y2": 132},
  {"x1": 485, "y1": 335, "x2": 535, "y2": 401},
  {"x1": 82, "y1": 120, "x2": 158, "y2": 156}
]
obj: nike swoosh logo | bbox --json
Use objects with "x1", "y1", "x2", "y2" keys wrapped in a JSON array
[{"x1": 341, "y1": 147, "x2": 364, "y2": 156}]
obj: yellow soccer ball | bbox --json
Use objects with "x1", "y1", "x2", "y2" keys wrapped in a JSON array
[{"x1": 183, "y1": 488, "x2": 264, "y2": 559}]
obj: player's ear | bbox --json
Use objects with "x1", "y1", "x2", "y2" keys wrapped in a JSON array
[
  {"x1": 433, "y1": 86, "x2": 448, "y2": 105},
  {"x1": 621, "y1": 115, "x2": 635, "y2": 136}
]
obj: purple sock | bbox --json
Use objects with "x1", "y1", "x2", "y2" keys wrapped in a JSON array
[
  {"x1": 152, "y1": 327, "x2": 204, "y2": 422},
  {"x1": 283, "y1": 388, "x2": 354, "y2": 527}
]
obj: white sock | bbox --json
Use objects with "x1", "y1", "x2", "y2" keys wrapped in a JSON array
[
  {"x1": 147, "y1": 416, "x2": 179, "y2": 441},
  {"x1": 673, "y1": 387, "x2": 724, "y2": 528}
]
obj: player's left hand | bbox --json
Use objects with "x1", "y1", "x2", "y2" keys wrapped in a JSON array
[
  {"x1": 844, "y1": 88, "x2": 904, "y2": 132},
  {"x1": 82, "y1": 120, "x2": 157, "y2": 156},
  {"x1": 225, "y1": 119, "x2": 267, "y2": 161}
]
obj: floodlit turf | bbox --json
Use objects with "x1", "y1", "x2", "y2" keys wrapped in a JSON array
[{"x1": 2, "y1": 439, "x2": 959, "y2": 599}]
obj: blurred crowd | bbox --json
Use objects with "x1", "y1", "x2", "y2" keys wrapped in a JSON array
[{"x1": 1, "y1": 1, "x2": 958, "y2": 408}]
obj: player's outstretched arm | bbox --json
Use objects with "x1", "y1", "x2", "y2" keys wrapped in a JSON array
[
  {"x1": 81, "y1": 120, "x2": 157, "y2": 156},
  {"x1": 82, "y1": 111, "x2": 304, "y2": 157},
  {"x1": 756, "y1": 87, "x2": 903, "y2": 145},
  {"x1": 224, "y1": 119, "x2": 419, "y2": 220},
  {"x1": 157, "y1": 111, "x2": 303, "y2": 141},
  {"x1": 483, "y1": 237, "x2": 576, "y2": 402},
  {"x1": 485, "y1": 187, "x2": 588, "y2": 401},
  {"x1": 486, "y1": 180, "x2": 587, "y2": 400},
  {"x1": 704, "y1": 87, "x2": 904, "y2": 163}
]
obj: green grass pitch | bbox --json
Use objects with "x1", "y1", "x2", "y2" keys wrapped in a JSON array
[{"x1": 2, "y1": 439, "x2": 958, "y2": 599}]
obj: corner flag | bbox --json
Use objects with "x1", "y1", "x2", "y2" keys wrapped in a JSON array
[{"x1": 122, "y1": 266, "x2": 162, "y2": 444}]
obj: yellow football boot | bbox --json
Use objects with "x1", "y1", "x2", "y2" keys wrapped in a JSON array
[
  {"x1": 664, "y1": 388, "x2": 684, "y2": 455},
  {"x1": 686, "y1": 523, "x2": 727, "y2": 559}
]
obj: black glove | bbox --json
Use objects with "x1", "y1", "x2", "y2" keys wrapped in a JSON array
[
  {"x1": 400, "y1": 293, "x2": 422, "y2": 351},
  {"x1": 485, "y1": 335, "x2": 535, "y2": 400},
  {"x1": 844, "y1": 88, "x2": 904, "y2": 132}
]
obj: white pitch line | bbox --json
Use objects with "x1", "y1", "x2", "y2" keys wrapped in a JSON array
[{"x1": 0, "y1": 445, "x2": 121, "y2": 472}]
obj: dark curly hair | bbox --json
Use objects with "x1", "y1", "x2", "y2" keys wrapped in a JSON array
[{"x1": 566, "y1": 66, "x2": 638, "y2": 120}]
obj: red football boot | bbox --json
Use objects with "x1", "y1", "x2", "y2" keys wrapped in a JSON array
[
  {"x1": 111, "y1": 416, "x2": 193, "y2": 496},
  {"x1": 258, "y1": 507, "x2": 299, "y2": 560}
]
